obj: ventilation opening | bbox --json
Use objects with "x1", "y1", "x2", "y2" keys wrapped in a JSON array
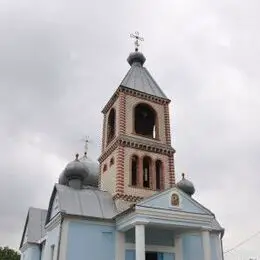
[
  {"x1": 156, "y1": 160, "x2": 162, "y2": 190},
  {"x1": 143, "y1": 156, "x2": 151, "y2": 188},
  {"x1": 134, "y1": 104, "x2": 157, "y2": 138},
  {"x1": 107, "y1": 108, "x2": 116, "y2": 144},
  {"x1": 131, "y1": 155, "x2": 138, "y2": 186},
  {"x1": 110, "y1": 157, "x2": 115, "y2": 166}
]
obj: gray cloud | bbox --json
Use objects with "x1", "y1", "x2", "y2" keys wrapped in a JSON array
[{"x1": 0, "y1": 0, "x2": 259, "y2": 259}]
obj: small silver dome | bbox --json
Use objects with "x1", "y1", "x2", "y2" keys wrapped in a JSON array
[
  {"x1": 79, "y1": 153, "x2": 99, "y2": 187},
  {"x1": 177, "y1": 173, "x2": 195, "y2": 196},
  {"x1": 59, "y1": 153, "x2": 99, "y2": 188},
  {"x1": 63, "y1": 154, "x2": 88, "y2": 181},
  {"x1": 127, "y1": 51, "x2": 146, "y2": 66}
]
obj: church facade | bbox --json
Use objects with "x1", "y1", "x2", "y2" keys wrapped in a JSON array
[{"x1": 20, "y1": 42, "x2": 225, "y2": 260}]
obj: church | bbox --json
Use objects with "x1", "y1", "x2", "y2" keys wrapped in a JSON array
[{"x1": 20, "y1": 34, "x2": 225, "y2": 260}]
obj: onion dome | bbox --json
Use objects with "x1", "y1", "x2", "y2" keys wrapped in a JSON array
[
  {"x1": 79, "y1": 152, "x2": 99, "y2": 187},
  {"x1": 59, "y1": 153, "x2": 99, "y2": 188},
  {"x1": 59, "y1": 154, "x2": 88, "y2": 189},
  {"x1": 177, "y1": 173, "x2": 195, "y2": 196},
  {"x1": 127, "y1": 51, "x2": 146, "y2": 66}
]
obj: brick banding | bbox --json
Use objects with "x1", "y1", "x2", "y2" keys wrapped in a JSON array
[{"x1": 102, "y1": 86, "x2": 171, "y2": 114}]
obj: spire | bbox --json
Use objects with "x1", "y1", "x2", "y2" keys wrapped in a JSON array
[{"x1": 120, "y1": 32, "x2": 168, "y2": 99}]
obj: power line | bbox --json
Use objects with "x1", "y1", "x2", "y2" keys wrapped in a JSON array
[{"x1": 224, "y1": 230, "x2": 260, "y2": 254}]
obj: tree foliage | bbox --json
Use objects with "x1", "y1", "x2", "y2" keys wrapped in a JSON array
[{"x1": 0, "y1": 246, "x2": 20, "y2": 260}]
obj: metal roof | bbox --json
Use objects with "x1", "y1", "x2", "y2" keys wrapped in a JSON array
[
  {"x1": 120, "y1": 53, "x2": 168, "y2": 99},
  {"x1": 47, "y1": 184, "x2": 118, "y2": 222},
  {"x1": 20, "y1": 208, "x2": 47, "y2": 248}
]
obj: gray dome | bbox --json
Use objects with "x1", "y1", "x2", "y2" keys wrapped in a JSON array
[
  {"x1": 79, "y1": 153, "x2": 99, "y2": 187},
  {"x1": 59, "y1": 153, "x2": 99, "y2": 188},
  {"x1": 63, "y1": 154, "x2": 88, "y2": 181},
  {"x1": 58, "y1": 170, "x2": 67, "y2": 185},
  {"x1": 177, "y1": 173, "x2": 195, "y2": 196},
  {"x1": 127, "y1": 51, "x2": 146, "y2": 66}
]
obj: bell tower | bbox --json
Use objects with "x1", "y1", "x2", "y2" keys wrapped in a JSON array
[{"x1": 98, "y1": 34, "x2": 175, "y2": 210}]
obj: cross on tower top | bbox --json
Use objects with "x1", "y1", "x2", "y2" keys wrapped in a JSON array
[{"x1": 130, "y1": 31, "x2": 144, "y2": 52}]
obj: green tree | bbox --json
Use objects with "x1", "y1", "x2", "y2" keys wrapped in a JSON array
[{"x1": 0, "y1": 246, "x2": 20, "y2": 260}]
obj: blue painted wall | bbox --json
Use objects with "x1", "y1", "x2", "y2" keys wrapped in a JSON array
[
  {"x1": 43, "y1": 223, "x2": 60, "y2": 260},
  {"x1": 182, "y1": 233, "x2": 203, "y2": 260},
  {"x1": 21, "y1": 244, "x2": 40, "y2": 260},
  {"x1": 67, "y1": 221, "x2": 115, "y2": 260},
  {"x1": 125, "y1": 227, "x2": 174, "y2": 246}
]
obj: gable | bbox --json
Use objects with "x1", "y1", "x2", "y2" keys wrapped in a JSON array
[
  {"x1": 20, "y1": 208, "x2": 47, "y2": 249},
  {"x1": 137, "y1": 187, "x2": 213, "y2": 215},
  {"x1": 23, "y1": 225, "x2": 29, "y2": 245},
  {"x1": 50, "y1": 193, "x2": 60, "y2": 219}
]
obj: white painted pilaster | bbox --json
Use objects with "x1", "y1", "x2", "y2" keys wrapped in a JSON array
[
  {"x1": 115, "y1": 231, "x2": 125, "y2": 260},
  {"x1": 58, "y1": 220, "x2": 69, "y2": 260},
  {"x1": 135, "y1": 224, "x2": 145, "y2": 260},
  {"x1": 175, "y1": 234, "x2": 183, "y2": 260},
  {"x1": 202, "y1": 230, "x2": 211, "y2": 260},
  {"x1": 216, "y1": 235, "x2": 223, "y2": 260}
]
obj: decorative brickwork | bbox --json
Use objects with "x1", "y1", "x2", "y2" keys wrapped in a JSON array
[
  {"x1": 116, "y1": 146, "x2": 125, "y2": 194},
  {"x1": 168, "y1": 155, "x2": 175, "y2": 187},
  {"x1": 102, "y1": 86, "x2": 170, "y2": 114},
  {"x1": 99, "y1": 58, "x2": 176, "y2": 202},
  {"x1": 118, "y1": 92, "x2": 126, "y2": 135},
  {"x1": 164, "y1": 104, "x2": 172, "y2": 146},
  {"x1": 98, "y1": 136, "x2": 175, "y2": 163},
  {"x1": 101, "y1": 114, "x2": 106, "y2": 152},
  {"x1": 113, "y1": 193, "x2": 143, "y2": 202}
]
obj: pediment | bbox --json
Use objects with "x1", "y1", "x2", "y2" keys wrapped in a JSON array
[{"x1": 137, "y1": 187, "x2": 213, "y2": 216}]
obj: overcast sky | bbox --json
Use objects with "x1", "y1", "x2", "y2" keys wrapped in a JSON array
[{"x1": 0, "y1": 0, "x2": 259, "y2": 259}]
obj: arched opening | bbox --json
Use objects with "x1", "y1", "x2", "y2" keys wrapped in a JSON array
[
  {"x1": 143, "y1": 156, "x2": 151, "y2": 188},
  {"x1": 155, "y1": 160, "x2": 162, "y2": 190},
  {"x1": 107, "y1": 108, "x2": 116, "y2": 144},
  {"x1": 103, "y1": 164, "x2": 107, "y2": 173},
  {"x1": 131, "y1": 155, "x2": 138, "y2": 186},
  {"x1": 110, "y1": 157, "x2": 115, "y2": 167},
  {"x1": 134, "y1": 103, "x2": 157, "y2": 138}
]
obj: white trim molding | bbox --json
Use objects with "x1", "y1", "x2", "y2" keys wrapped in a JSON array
[{"x1": 116, "y1": 207, "x2": 215, "y2": 232}]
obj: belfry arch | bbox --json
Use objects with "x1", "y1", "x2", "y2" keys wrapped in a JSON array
[
  {"x1": 134, "y1": 103, "x2": 157, "y2": 139},
  {"x1": 107, "y1": 108, "x2": 116, "y2": 144}
]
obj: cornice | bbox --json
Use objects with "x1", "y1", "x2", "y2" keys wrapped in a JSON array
[
  {"x1": 116, "y1": 209, "x2": 216, "y2": 232},
  {"x1": 98, "y1": 135, "x2": 175, "y2": 163},
  {"x1": 113, "y1": 193, "x2": 143, "y2": 202},
  {"x1": 102, "y1": 86, "x2": 171, "y2": 114}
]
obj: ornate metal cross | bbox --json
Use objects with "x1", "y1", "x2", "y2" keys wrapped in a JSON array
[{"x1": 130, "y1": 31, "x2": 144, "y2": 51}]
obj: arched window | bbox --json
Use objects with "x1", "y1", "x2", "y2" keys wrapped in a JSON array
[
  {"x1": 131, "y1": 155, "x2": 138, "y2": 186},
  {"x1": 134, "y1": 103, "x2": 157, "y2": 138},
  {"x1": 143, "y1": 156, "x2": 151, "y2": 188},
  {"x1": 107, "y1": 108, "x2": 116, "y2": 144},
  {"x1": 155, "y1": 160, "x2": 162, "y2": 190},
  {"x1": 110, "y1": 157, "x2": 115, "y2": 167},
  {"x1": 103, "y1": 164, "x2": 107, "y2": 173}
]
